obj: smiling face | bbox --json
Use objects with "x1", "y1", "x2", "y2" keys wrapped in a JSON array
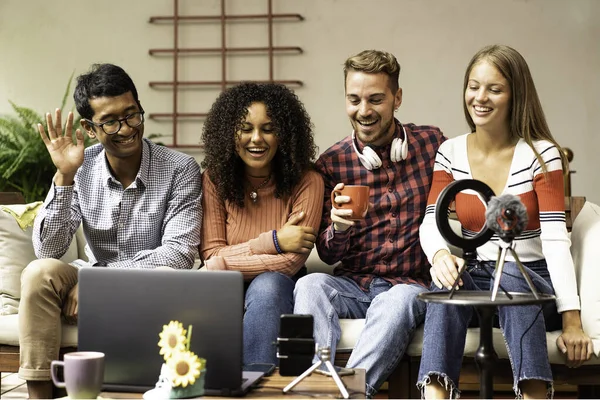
[
  {"x1": 82, "y1": 91, "x2": 144, "y2": 161},
  {"x1": 465, "y1": 60, "x2": 512, "y2": 134},
  {"x1": 345, "y1": 70, "x2": 402, "y2": 147},
  {"x1": 235, "y1": 102, "x2": 278, "y2": 177}
]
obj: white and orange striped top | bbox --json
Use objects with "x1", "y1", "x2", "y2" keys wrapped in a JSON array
[{"x1": 419, "y1": 133, "x2": 580, "y2": 312}]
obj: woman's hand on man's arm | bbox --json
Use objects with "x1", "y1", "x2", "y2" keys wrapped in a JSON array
[{"x1": 276, "y1": 211, "x2": 317, "y2": 254}]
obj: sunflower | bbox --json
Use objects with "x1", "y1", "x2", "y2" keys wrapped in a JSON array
[
  {"x1": 167, "y1": 350, "x2": 203, "y2": 387},
  {"x1": 158, "y1": 321, "x2": 187, "y2": 360}
]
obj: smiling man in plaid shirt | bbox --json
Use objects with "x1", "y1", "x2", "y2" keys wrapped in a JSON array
[{"x1": 294, "y1": 50, "x2": 445, "y2": 397}]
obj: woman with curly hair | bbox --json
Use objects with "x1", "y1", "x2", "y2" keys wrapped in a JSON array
[{"x1": 200, "y1": 82, "x2": 324, "y2": 366}]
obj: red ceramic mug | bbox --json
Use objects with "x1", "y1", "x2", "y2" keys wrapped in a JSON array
[{"x1": 331, "y1": 185, "x2": 369, "y2": 220}]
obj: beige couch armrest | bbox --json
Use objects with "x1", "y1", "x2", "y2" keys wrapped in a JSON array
[
  {"x1": 0, "y1": 206, "x2": 84, "y2": 315},
  {"x1": 571, "y1": 201, "x2": 600, "y2": 356}
]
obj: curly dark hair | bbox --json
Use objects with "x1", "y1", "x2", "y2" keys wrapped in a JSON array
[{"x1": 201, "y1": 82, "x2": 317, "y2": 207}]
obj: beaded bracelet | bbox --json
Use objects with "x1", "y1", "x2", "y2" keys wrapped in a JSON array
[{"x1": 273, "y1": 230, "x2": 283, "y2": 254}]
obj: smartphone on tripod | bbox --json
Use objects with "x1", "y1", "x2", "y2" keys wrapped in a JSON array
[{"x1": 277, "y1": 314, "x2": 315, "y2": 376}]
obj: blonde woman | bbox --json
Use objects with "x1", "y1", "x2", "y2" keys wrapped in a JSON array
[{"x1": 417, "y1": 45, "x2": 592, "y2": 399}]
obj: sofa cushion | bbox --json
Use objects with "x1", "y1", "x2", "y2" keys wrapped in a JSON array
[
  {"x1": 0, "y1": 203, "x2": 80, "y2": 315},
  {"x1": 571, "y1": 201, "x2": 600, "y2": 356},
  {"x1": 338, "y1": 319, "x2": 365, "y2": 351},
  {"x1": 0, "y1": 314, "x2": 77, "y2": 347}
]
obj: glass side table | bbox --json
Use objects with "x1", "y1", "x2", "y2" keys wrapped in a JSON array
[{"x1": 418, "y1": 291, "x2": 555, "y2": 399}]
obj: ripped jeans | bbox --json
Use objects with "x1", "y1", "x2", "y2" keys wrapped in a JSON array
[{"x1": 417, "y1": 259, "x2": 561, "y2": 398}]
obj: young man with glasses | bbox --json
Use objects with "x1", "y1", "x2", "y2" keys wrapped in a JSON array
[{"x1": 19, "y1": 63, "x2": 202, "y2": 398}]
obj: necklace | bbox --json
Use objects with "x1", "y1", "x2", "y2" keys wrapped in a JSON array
[{"x1": 248, "y1": 175, "x2": 271, "y2": 203}]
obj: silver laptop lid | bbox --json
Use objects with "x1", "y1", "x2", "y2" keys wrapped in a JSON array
[{"x1": 78, "y1": 268, "x2": 244, "y2": 395}]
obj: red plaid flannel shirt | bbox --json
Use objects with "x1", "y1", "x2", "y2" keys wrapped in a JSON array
[{"x1": 315, "y1": 120, "x2": 445, "y2": 290}]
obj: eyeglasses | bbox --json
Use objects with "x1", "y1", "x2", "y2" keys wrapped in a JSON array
[{"x1": 85, "y1": 111, "x2": 145, "y2": 135}]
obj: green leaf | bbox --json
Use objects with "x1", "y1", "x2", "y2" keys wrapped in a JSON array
[
  {"x1": 9, "y1": 101, "x2": 43, "y2": 130},
  {"x1": 61, "y1": 70, "x2": 76, "y2": 111},
  {"x1": 0, "y1": 76, "x2": 92, "y2": 203}
]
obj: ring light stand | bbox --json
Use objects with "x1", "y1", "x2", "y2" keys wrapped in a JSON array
[
  {"x1": 434, "y1": 179, "x2": 509, "y2": 299},
  {"x1": 423, "y1": 179, "x2": 556, "y2": 398}
]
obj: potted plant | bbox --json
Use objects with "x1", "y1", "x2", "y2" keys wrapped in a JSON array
[
  {"x1": 0, "y1": 74, "x2": 95, "y2": 203},
  {"x1": 145, "y1": 320, "x2": 206, "y2": 399}
]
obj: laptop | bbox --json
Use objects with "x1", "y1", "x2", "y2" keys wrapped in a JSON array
[{"x1": 78, "y1": 268, "x2": 263, "y2": 396}]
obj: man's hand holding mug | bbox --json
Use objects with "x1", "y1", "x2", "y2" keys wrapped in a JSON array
[{"x1": 330, "y1": 183, "x2": 370, "y2": 232}]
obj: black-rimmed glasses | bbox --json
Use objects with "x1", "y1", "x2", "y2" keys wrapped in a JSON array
[{"x1": 85, "y1": 111, "x2": 145, "y2": 135}]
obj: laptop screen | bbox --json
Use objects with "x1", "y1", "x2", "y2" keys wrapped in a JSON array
[{"x1": 78, "y1": 268, "x2": 245, "y2": 394}]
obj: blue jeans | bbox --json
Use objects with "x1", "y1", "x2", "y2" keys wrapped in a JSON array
[
  {"x1": 294, "y1": 273, "x2": 427, "y2": 398},
  {"x1": 417, "y1": 260, "x2": 560, "y2": 398},
  {"x1": 243, "y1": 271, "x2": 299, "y2": 365}
]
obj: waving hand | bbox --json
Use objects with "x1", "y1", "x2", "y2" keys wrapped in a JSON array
[{"x1": 38, "y1": 109, "x2": 85, "y2": 185}]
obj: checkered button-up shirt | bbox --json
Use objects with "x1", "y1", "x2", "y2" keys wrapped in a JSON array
[
  {"x1": 33, "y1": 138, "x2": 202, "y2": 269},
  {"x1": 315, "y1": 120, "x2": 445, "y2": 290}
]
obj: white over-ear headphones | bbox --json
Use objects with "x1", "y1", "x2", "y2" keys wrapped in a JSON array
[{"x1": 351, "y1": 125, "x2": 408, "y2": 170}]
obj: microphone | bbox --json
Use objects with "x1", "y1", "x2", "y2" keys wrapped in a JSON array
[{"x1": 484, "y1": 194, "x2": 528, "y2": 241}]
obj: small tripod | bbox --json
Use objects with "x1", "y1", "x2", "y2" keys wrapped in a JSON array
[
  {"x1": 448, "y1": 249, "x2": 511, "y2": 300},
  {"x1": 282, "y1": 347, "x2": 349, "y2": 399},
  {"x1": 491, "y1": 237, "x2": 539, "y2": 301}
]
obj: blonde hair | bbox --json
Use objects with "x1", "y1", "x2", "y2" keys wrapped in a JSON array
[
  {"x1": 463, "y1": 44, "x2": 567, "y2": 174},
  {"x1": 344, "y1": 50, "x2": 400, "y2": 93}
]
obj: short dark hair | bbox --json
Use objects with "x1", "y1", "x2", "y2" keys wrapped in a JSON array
[
  {"x1": 74, "y1": 64, "x2": 140, "y2": 120},
  {"x1": 201, "y1": 82, "x2": 317, "y2": 207}
]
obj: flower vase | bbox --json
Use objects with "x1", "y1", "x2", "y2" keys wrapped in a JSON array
[{"x1": 169, "y1": 369, "x2": 206, "y2": 399}]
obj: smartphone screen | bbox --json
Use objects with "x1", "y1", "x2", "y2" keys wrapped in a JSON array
[
  {"x1": 279, "y1": 314, "x2": 313, "y2": 338},
  {"x1": 278, "y1": 314, "x2": 314, "y2": 376},
  {"x1": 278, "y1": 337, "x2": 315, "y2": 355},
  {"x1": 243, "y1": 363, "x2": 276, "y2": 376}
]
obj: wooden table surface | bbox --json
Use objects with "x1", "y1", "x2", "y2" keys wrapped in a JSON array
[{"x1": 102, "y1": 368, "x2": 366, "y2": 399}]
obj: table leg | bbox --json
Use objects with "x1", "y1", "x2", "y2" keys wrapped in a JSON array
[{"x1": 475, "y1": 306, "x2": 498, "y2": 399}]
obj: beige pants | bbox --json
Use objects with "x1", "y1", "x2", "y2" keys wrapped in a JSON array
[
  {"x1": 18, "y1": 258, "x2": 78, "y2": 381},
  {"x1": 17, "y1": 261, "x2": 175, "y2": 380}
]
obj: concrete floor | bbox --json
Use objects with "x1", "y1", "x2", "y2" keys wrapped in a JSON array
[{"x1": 1, "y1": 373, "x2": 27, "y2": 399}]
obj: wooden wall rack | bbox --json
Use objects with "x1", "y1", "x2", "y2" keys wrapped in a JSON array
[{"x1": 148, "y1": 0, "x2": 304, "y2": 148}]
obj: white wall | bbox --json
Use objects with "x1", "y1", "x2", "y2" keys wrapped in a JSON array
[{"x1": 1, "y1": 0, "x2": 598, "y2": 203}]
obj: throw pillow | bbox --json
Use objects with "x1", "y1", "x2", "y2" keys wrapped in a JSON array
[{"x1": 0, "y1": 203, "x2": 79, "y2": 315}]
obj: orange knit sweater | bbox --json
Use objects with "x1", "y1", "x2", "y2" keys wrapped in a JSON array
[{"x1": 201, "y1": 169, "x2": 324, "y2": 280}]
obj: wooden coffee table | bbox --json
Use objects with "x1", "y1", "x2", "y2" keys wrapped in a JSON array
[{"x1": 102, "y1": 368, "x2": 366, "y2": 399}]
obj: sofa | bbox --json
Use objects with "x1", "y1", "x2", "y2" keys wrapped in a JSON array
[
  {"x1": 304, "y1": 198, "x2": 600, "y2": 398},
  {"x1": 2, "y1": 192, "x2": 599, "y2": 398},
  {"x1": 0, "y1": 193, "x2": 83, "y2": 373}
]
